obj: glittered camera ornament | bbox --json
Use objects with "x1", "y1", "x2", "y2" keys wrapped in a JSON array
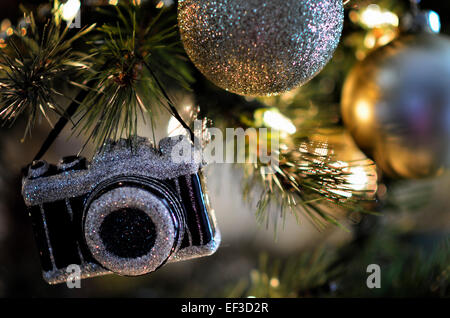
[{"x1": 22, "y1": 136, "x2": 220, "y2": 284}]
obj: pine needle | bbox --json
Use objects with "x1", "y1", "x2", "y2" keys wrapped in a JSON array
[
  {"x1": 0, "y1": 14, "x2": 94, "y2": 140},
  {"x1": 72, "y1": 2, "x2": 193, "y2": 149}
]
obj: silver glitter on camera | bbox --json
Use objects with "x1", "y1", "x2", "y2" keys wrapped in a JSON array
[{"x1": 22, "y1": 136, "x2": 221, "y2": 284}]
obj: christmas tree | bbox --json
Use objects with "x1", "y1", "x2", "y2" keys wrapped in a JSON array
[{"x1": 0, "y1": 0, "x2": 448, "y2": 298}]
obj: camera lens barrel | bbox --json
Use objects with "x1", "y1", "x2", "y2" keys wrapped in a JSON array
[{"x1": 83, "y1": 182, "x2": 185, "y2": 276}]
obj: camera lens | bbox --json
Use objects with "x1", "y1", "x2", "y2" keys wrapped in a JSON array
[
  {"x1": 99, "y1": 208, "x2": 156, "y2": 258},
  {"x1": 84, "y1": 186, "x2": 183, "y2": 276}
]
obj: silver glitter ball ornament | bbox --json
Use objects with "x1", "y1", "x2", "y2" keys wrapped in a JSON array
[{"x1": 178, "y1": 0, "x2": 344, "y2": 96}]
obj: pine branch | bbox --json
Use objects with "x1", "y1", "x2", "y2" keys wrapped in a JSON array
[
  {"x1": 226, "y1": 248, "x2": 340, "y2": 298},
  {"x1": 242, "y1": 138, "x2": 378, "y2": 231},
  {"x1": 227, "y1": 231, "x2": 450, "y2": 298},
  {"x1": 191, "y1": 74, "x2": 378, "y2": 230},
  {"x1": 0, "y1": 13, "x2": 94, "y2": 141},
  {"x1": 335, "y1": 233, "x2": 450, "y2": 297},
  {"x1": 72, "y1": 2, "x2": 193, "y2": 149}
]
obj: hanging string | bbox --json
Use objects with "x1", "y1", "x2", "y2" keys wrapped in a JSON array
[
  {"x1": 143, "y1": 60, "x2": 195, "y2": 143},
  {"x1": 32, "y1": 61, "x2": 112, "y2": 161},
  {"x1": 33, "y1": 83, "x2": 93, "y2": 161},
  {"x1": 33, "y1": 59, "x2": 194, "y2": 161}
]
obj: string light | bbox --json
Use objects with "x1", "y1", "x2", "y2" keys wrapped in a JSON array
[
  {"x1": 427, "y1": 11, "x2": 441, "y2": 33},
  {"x1": 347, "y1": 166, "x2": 370, "y2": 191},
  {"x1": 262, "y1": 109, "x2": 296, "y2": 136},
  {"x1": 0, "y1": 19, "x2": 13, "y2": 48},
  {"x1": 0, "y1": 19, "x2": 11, "y2": 32},
  {"x1": 360, "y1": 4, "x2": 399, "y2": 28},
  {"x1": 156, "y1": 0, "x2": 174, "y2": 7},
  {"x1": 269, "y1": 278, "x2": 280, "y2": 288},
  {"x1": 167, "y1": 115, "x2": 189, "y2": 137},
  {"x1": 61, "y1": 0, "x2": 81, "y2": 22},
  {"x1": 355, "y1": 100, "x2": 372, "y2": 122},
  {"x1": 328, "y1": 161, "x2": 376, "y2": 198}
]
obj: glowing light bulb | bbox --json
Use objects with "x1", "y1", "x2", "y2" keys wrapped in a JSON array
[
  {"x1": 263, "y1": 110, "x2": 296, "y2": 135},
  {"x1": 167, "y1": 116, "x2": 189, "y2": 137},
  {"x1": 328, "y1": 161, "x2": 376, "y2": 198},
  {"x1": 61, "y1": 0, "x2": 81, "y2": 22},
  {"x1": 428, "y1": 11, "x2": 441, "y2": 33},
  {"x1": 360, "y1": 5, "x2": 399, "y2": 28},
  {"x1": 355, "y1": 100, "x2": 372, "y2": 122},
  {"x1": 364, "y1": 34, "x2": 376, "y2": 49},
  {"x1": 270, "y1": 278, "x2": 280, "y2": 288},
  {"x1": 0, "y1": 19, "x2": 11, "y2": 32},
  {"x1": 347, "y1": 166, "x2": 369, "y2": 191},
  {"x1": 329, "y1": 189, "x2": 353, "y2": 199}
]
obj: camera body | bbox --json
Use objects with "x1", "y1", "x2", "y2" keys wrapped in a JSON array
[{"x1": 22, "y1": 136, "x2": 220, "y2": 284}]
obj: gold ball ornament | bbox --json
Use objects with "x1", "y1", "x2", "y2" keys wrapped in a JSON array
[
  {"x1": 341, "y1": 33, "x2": 450, "y2": 179},
  {"x1": 178, "y1": 0, "x2": 344, "y2": 97}
]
